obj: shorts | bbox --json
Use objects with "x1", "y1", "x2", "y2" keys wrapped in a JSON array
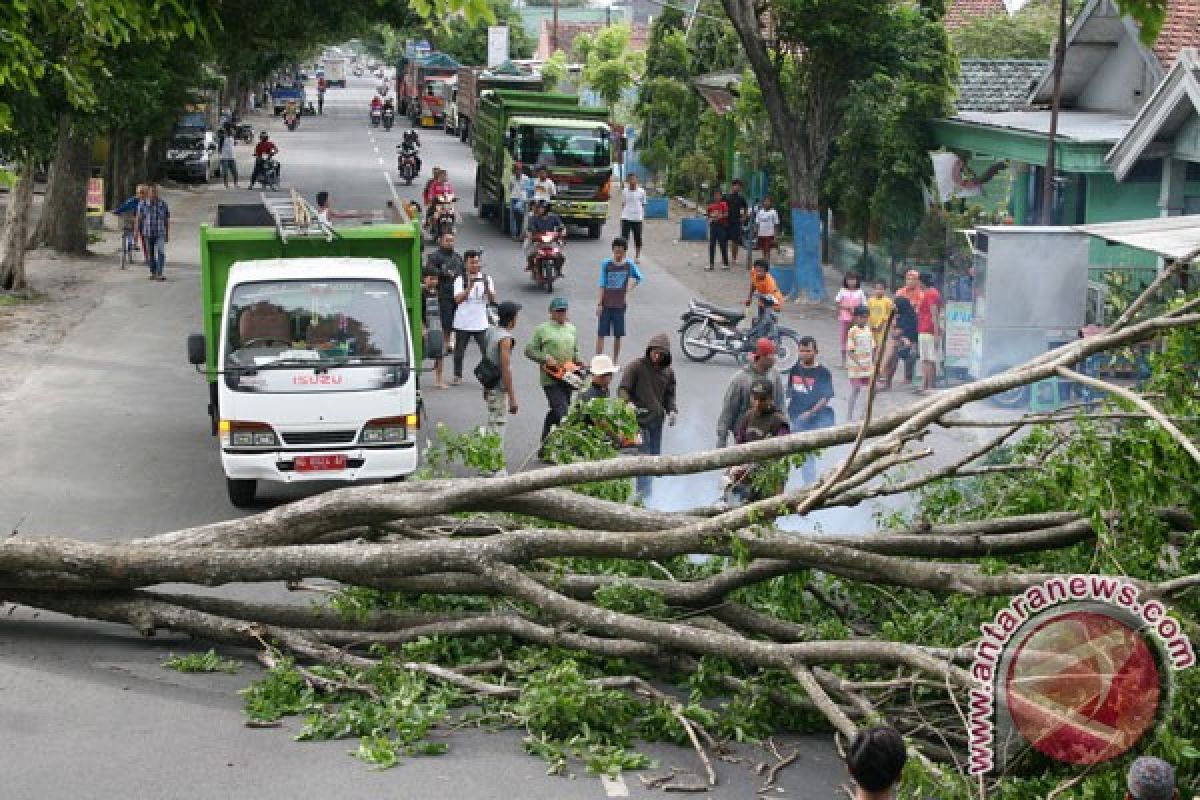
[
  {"x1": 849, "y1": 377, "x2": 871, "y2": 388},
  {"x1": 597, "y1": 306, "x2": 627, "y2": 338},
  {"x1": 620, "y1": 219, "x2": 643, "y2": 249},
  {"x1": 757, "y1": 235, "x2": 775, "y2": 254},
  {"x1": 918, "y1": 332, "x2": 940, "y2": 362},
  {"x1": 437, "y1": 295, "x2": 455, "y2": 338}
]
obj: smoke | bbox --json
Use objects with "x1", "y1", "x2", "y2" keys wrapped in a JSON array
[{"x1": 643, "y1": 412, "x2": 886, "y2": 536}]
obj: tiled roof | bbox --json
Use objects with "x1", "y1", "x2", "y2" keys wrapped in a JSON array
[
  {"x1": 955, "y1": 59, "x2": 1048, "y2": 112},
  {"x1": 945, "y1": 0, "x2": 1008, "y2": 30},
  {"x1": 1152, "y1": 0, "x2": 1200, "y2": 69}
]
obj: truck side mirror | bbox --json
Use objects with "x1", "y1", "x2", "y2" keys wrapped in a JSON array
[
  {"x1": 423, "y1": 328, "x2": 444, "y2": 359},
  {"x1": 187, "y1": 333, "x2": 207, "y2": 365}
]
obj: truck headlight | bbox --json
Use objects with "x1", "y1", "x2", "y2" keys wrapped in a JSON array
[
  {"x1": 361, "y1": 415, "x2": 416, "y2": 443},
  {"x1": 220, "y1": 420, "x2": 279, "y2": 448}
]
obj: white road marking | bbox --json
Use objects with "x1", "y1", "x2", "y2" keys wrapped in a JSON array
[
  {"x1": 600, "y1": 775, "x2": 629, "y2": 797},
  {"x1": 382, "y1": 171, "x2": 408, "y2": 221}
]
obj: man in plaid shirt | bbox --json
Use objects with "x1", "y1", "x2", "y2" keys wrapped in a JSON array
[{"x1": 136, "y1": 184, "x2": 170, "y2": 281}]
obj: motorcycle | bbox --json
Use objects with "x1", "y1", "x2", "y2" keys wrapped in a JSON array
[
  {"x1": 529, "y1": 231, "x2": 565, "y2": 293},
  {"x1": 426, "y1": 193, "x2": 457, "y2": 239},
  {"x1": 677, "y1": 298, "x2": 803, "y2": 371},
  {"x1": 234, "y1": 123, "x2": 254, "y2": 144},
  {"x1": 283, "y1": 110, "x2": 300, "y2": 131},
  {"x1": 370, "y1": 107, "x2": 382, "y2": 128},
  {"x1": 397, "y1": 144, "x2": 420, "y2": 185},
  {"x1": 382, "y1": 107, "x2": 395, "y2": 131},
  {"x1": 257, "y1": 155, "x2": 281, "y2": 191}
]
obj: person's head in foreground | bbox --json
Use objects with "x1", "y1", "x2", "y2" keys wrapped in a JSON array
[
  {"x1": 846, "y1": 726, "x2": 906, "y2": 799},
  {"x1": 1126, "y1": 756, "x2": 1177, "y2": 800}
]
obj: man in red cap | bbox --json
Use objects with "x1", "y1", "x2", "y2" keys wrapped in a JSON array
[{"x1": 715, "y1": 337, "x2": 785, "y2": 448}]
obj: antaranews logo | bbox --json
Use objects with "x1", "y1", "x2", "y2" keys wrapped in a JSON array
[{"x1": 967, "y1": 575, "x2": 1195, "y2": 775}]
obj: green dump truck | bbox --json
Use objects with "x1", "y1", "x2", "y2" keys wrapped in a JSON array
[
  {"x1": 471, "y1": 90, "x2": 612, "y2": 238},
  {"x1": 186, "y1": 202, "x2": 435, "y2": 507}
]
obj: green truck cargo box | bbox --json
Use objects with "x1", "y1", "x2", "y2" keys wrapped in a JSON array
[{"x1": 198, "y1": 214, "x2": 424, "y2": 380}]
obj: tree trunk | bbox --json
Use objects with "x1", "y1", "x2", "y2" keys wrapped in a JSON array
[
  {"x1": 0, "y1": 160, "x2": 37, "y2": 291},
  {"x1": 1039, "y1": 0, "x2": 1068, "y2": 225},
  {"x1": 30, "y1": 119, "x2": 93, "y2": 254}
]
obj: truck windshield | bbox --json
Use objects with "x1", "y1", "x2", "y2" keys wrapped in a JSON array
[
  {"x1": 515, "y1": 126, "x2": 610, "y2": 169},
  {"x1": 225, "y1": 279, "x2": 409, "y2": 369}
]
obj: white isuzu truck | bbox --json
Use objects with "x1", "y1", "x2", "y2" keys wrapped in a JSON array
[{"x1": 187, "y1": 201, "x2": 436, "y2": 507}]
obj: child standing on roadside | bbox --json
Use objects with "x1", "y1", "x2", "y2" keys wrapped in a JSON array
[
  {"x1": 866, "y1": 280, "x2": 895, "y2": 349},
  {"x1": 835, "y1": 273, "x2": 866, "y2": 368},
  {"x1": 845, "y1": 306, "x2": 875, "y2": 421}
]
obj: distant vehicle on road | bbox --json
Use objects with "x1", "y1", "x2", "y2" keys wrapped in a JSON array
[
  {"x1": 323, "y1": 56, "x2": 348, "y2": 88},
  {"x1": 270, "y1": 83, "x2": 306, "y2": 115},
  {"x1": 161, "y1": 130, "x2": 219, "y2": 182}
]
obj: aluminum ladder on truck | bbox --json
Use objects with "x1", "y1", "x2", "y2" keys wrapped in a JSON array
[{"x1": 259, "y1": 189, "x2": 335, "y2": 243}]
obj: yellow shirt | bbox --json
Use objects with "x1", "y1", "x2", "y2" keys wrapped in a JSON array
[{"x1": 867, "y1": 295, "x2": 895, "y2": 339}]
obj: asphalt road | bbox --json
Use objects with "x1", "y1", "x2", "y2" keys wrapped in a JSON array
[{"x1": 0, "y1": 78, "x2": 849, "y2": 798}]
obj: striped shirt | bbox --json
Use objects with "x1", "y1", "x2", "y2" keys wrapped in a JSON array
[{"x1": 138, "y1": 198, "x2": 170, "y2": 238}]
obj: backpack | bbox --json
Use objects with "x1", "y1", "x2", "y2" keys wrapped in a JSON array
[{"x1": 473, "y1": 328, "x2": 505, "y2": 389}]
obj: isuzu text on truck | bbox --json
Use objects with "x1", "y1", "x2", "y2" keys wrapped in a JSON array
[{"x1": 186, "y1": 201, "x2": 435, "y2": 507}]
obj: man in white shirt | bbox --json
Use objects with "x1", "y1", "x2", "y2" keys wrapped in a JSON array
[
  {"x1": 533, "y1": 166, "x2": 557, "y2": 203},
  {"x1": 619, "y1": 174, "x2": 647, "y2": 261},
  {"x1": 450, "y1": 249, "x2": 497, "y2": 385},
  {"x1": 754, "y1": 195, "x2": 781, "y2": 261}
]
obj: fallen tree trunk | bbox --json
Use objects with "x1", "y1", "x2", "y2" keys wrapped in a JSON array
[{"x1": 2, "y1": 294, "x2": 1197, "y2": 791}]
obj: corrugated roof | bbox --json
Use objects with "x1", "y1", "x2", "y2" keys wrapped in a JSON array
[
  {"x1": 1152, "y1": 0, "x2": 1200, "y2": 69},
  {"x1": 945, "y1": 0, "x2": 1009, "y2": 30},
  {"x1": 1075, "y1": 214, "x2": 1200, "y2": 260},
  {"x1": 952, "y1": 110, "x2": 1135, "y2": 142},
  {"x1": 956, "y1": 59, "x2": 1048, "y2": 112}
]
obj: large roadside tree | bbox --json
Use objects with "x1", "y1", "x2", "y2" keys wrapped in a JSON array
[
  {"x1": 0, "y1": 0, "x2": 210, "y2": 290},
  {"x1": 717, "y1": 0, "x2": 955, "y2": 301}
]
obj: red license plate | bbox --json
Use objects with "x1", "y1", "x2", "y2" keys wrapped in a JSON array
[{"x1": 294, "y1": 454, "x2": 347, "y2": 472}]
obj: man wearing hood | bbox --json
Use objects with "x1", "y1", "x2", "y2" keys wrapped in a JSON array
[
  {"x1": 618, "y1": 333, "x2": 678, "y2": 498},
  {"x1": 715, "y1": 337, "x2": 786, "y2": 448}
]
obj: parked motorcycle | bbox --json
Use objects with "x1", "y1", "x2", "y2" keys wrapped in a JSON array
[
  {"x1": 426, "y1": 193, "x2": 457, "y2": 239},
  {"x1": 370, "y1": 108, "x2": 382, "y2": 128},
  {"x1": 397, "y1": 144, "x2": 420, "y2": 185},
  {"x1": 677, "y1": 298, "x2": 803, "y2": 371},
  {"x1": 529, "y1": 231, "x2": 565, "y2": 293},
  {"x1": 382, "y1": 107, "x2": 395, "y2": 131}
]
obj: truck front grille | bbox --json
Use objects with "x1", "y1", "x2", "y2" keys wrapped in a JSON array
[{"x1": 281, "y1": 430, "x2": 357, "y2": 445}]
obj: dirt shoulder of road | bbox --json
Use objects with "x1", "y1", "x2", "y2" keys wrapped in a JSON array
[{"x1": 0, "y1": 182, "x2": 221, "y2": 410}]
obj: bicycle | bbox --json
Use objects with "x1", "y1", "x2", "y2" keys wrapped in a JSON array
[{"x1": 118, "y1": 212, "x2": 139, "y2": 269}]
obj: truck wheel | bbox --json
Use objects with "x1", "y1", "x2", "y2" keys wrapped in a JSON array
[
  {"x1": 226, "y1": 478, "x2": 257, "y2": 508},
  {"x1": 587, "y1": 222, "x2": 602, "y2": 239}
]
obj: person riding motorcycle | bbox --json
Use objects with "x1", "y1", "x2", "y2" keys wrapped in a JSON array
[
  {"x1": 423, "y1": 168, "x2": 455, "y2": 230},
  {"x1": 248, "y1": 132, "x2": 279, "y2": 189},
  {"x1": 398, "y1": 140, "x2": 421, "y2": 175},
  {"x1": 525, "y1": 199, "x2": 566, "y2": 274},
  {"x1": 403, "y1": 129, "x2": 421, "y2": 149},
  {"x1": 283, "y1": 99, "x2": 299, "y2": 128}
]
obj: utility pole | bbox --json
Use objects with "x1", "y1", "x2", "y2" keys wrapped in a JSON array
[
  {"x1": 1040, "y1": 0, "x2": 1068, "y2": 225},
  {"x1": 553, "y1": 0, "x2": 560, "y2": 53}
]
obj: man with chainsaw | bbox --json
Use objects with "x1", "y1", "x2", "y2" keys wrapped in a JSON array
[{"x1": 524, "y1": 296, "x2": 580, "y2": 453}]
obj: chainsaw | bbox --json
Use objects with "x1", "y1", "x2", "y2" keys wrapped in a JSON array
[{"x1": 543, "y1": 360, "x2": 587, "y2": 390}]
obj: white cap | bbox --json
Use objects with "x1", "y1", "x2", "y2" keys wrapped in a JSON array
[{"x1": 589, "y1": 354, "x2": 618, "y2": 376}]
